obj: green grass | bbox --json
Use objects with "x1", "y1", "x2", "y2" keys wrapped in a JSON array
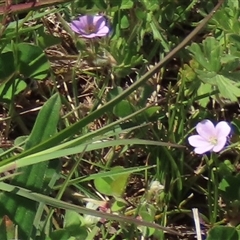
[{"x1": 1, "y1": 0, "x2": 240, "y2": 239}]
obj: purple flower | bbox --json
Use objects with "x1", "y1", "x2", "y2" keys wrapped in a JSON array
[
  {"x1": 188, "y1": 119, "x2": 231, "y2": 154},
  {"x1": 70, "y1": 15, "x2": 110, "y2": 38}
]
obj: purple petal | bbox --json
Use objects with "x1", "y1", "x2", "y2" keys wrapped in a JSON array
[
  {"x1": 213, "y1": 136, "x2": 227, "y2": 152},
  {"x1": 70, "y1": 15, "x2": 110, "y2": 38},
  {"x1": 215, "y1": 121, "x2": 231, "y2": 138},
  {"x1": 194, "y1": 144, "x2": 214, "y2": 154},
  {"x1": 188, "y1": 135, "x2": 211, "y2": 147},
  {"x1": 93, "y1": 16, "x2": 106, "y2": 30},
  {"x1": 71, "y1": 20, "x2": 93, "y2": 35},
  {"x1": 70, "y1": 21, "x2": 83, "y2": 34},
  {"x1": 79, "y1": 15, "x2": 92, "y2": 26},
  {"x1": 71, "y1": 15, "x2": 95, "y2": 34},
  {"x1": 188, "y1": 135, "x2": 214, "y2": 154},
  {"x1": 196, "y1": 119, "x2": 216, "y2": 140},
  {"x1": 96, "y1": 26, "x2": 110, "y2": 36},
  {"x1": 80, "y1": 33, "x2": 98, "y2": 38}
]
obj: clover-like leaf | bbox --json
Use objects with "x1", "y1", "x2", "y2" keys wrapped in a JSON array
[
  {"x1": 18, "y1": 43, "x2": 50, "y2": 80},
  {"x1": 207, "y1": 226, "x2": 239, "y2": 240},
  {"x1": 188, "y1": 37, "x2": 222, "y2": 72}
]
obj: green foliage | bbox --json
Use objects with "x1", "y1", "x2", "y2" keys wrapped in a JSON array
[
  {"x1": 207, "y1": 226, "x2": 240, "y2": 240},
  {"x1": 186, "y1": 37, "x2": 240, "y2": 102},
  {"x1": 0, "y1": 43, "x2": 50, "y2": 100},
  {"x1": 0, "y1": 94, "x2": 61, "y2": 239},
  {"x1": 138, "y1": 203, "x2": 156, "y2": 237},
  {"x1": 219, "y1": 175, "x2": 240, "y2": 200},
  {"x1": 0, "y1": 52, "x2": 15, "y2": 79},
  {"x1": 17, "y1": 43, "x2": 50, "y2": 79},
  {"x1": 51, "y1": 210, "x2": 88, "y2": 240},
  {"x1": 1, "y1": 0, "x2": 240, "y2": 239},
  {"x1": 94, "y1": 166, "x2": 129, "y2": 197},
  {"x1": 37, "y1": 27, "x2": 61, "y2": 49}
]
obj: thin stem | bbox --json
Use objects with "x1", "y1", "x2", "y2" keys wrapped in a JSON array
[
  {"x1": 212, "y1": 166, "x2": 219, "y2": 224},
  {"x1": 205, "y1": 153, "x2": 219, "y2": 225}
]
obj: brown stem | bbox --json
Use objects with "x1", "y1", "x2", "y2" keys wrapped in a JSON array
[{"x1": 0, "y1": 0, "x2": 72, "y2": 15}]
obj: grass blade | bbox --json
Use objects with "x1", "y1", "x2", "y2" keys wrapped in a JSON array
[{"x1": 0, "y1": 93, "x2": 61, "y2": 239}]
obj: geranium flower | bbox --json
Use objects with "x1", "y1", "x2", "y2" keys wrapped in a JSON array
[
  {"x1": 70, "y1": 15, "x2": 110, "y2": 38},
  {"x1": 188, "y1": 119, "x2": 231, "y2": 154}
]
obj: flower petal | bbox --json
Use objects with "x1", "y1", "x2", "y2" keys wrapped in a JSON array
[
  {"x1": 79, "y1": 15, "x2": 92, "y2": 26},
  {"x1": 93, "y1": 16, "x2": 106, "y2": 30},
  {"x1": 70, "y1": 21, "x2": 83, "y2": 34},
  {"x1": 70, "y1": 15, "x2": 110, "y2": 38},
  {"x1": 213, "y1": 136, "x2": 227, "y2": 152},
  {"x1": 196, "y1": 119, "x2": 216, "y2": 140},
  {"x1": 96, "y1": 26, "x2": 110, "y2": 36},
  {"x1": 215, "y1": 121, "x2": 231, "y2": 138},
  {"x1": 188, "y1": 135, "x2": 214, "y2": 154},
  {"x1": 194, "y1": 144, "x2": 214, "y2": 154},
  {"x1": 80, "y1": 33, "x2": 98, "y2": 38},
  {"x1": 71, "y1": 19, "x2": 94, "y2": 35},
  {"x1": 188, "y1": 135, "x2": 209, "y2": 147}
]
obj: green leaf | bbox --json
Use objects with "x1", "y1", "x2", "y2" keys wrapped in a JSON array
[
  {"x1": 18, "y1": 43, "x2": 51, "y2": 80},
  {"x1": 111, "y1": 173, "x2": 129, "y2": 197},
  {"x1": 131, "y1": 53, "x2": 144, "y2": 66},
  {"x1": 37, "y1": 29, "x2": 61, "y2": 49},
  {"x1": 0, "y1": 51, "x2": 28, "y2": 100},
  {"x1": 106, "y1": 87, "x2": 123, "y2": 101},
  {"x1": 228, "y1": 34, "x2": 240, "y2": 51},
  {"x1": 94, "y1": 167, "x2": 129, "y2": 197},
  {"x1": 202, "y1": 37, "x2": 221, "y2": 72},
  {"x1": 211, "y1": 8, "x2": 233, "y2": 32},
  {"x1": 197, "y1": 83, "x2": 212, "y2": 107},
  {"x1": 188, "y1": 43, "x2": 210, "y2": 70},
  {"x1": 0, "y1": 79, "x2": 27, "y2": 100},
  {"x1": 64, "y1": 210, "x2": 82, "y2": 228},
  {"x1": 93, "y1": 0, "x2": 107, "y2": 9},
  {"x1": 214, "y1": 74, "x2": 240, "y2": 102},
  {"x1": 207, "y1": 226, "x2": 238, "y2": 240},
  {"x1": 149, "y1": 21, "x2": 162, "y2": 41},
  {"x1": 49, "y1": 229, "x2": 71, "y2": 240},
  {"x1": 66, "y1": 225, "x2": 88, "y2": 239},
  {"x1": 138, "y1": 204, "x2": 156, "y2": 237},
  {"x1": 25, "y1": 93, "x2": 61, "y2": 149},
  {"x1": 196, "y1": 71, "x2": 240, "y2": 102},
  {"x1": 14, "y1": 136, "x2": 28, "y2": 147},
  {"x1": 142, "y1": 0, "x2": 159, "y2": 11},
  {"x1": 0, "y1": 52, "x2": 15, "y2": 80},
  {"x1": 188, "y1": 37, "x2": 222, "y2": 72},
  {"x1": 218, "y1": 160, "x2": 235, "y2": 177},
  {"x1": 111, "y1": 199, "x2": 126, "y2": 212},
  {"x1": 120, "y1": 14, "x2": 130, "y2": 29},
  {"x1": 0, "y1": 139, "x2": 181, "y2": 174},
  {"x1": 138, "y1": 83, "x2": 154, "y2": 106},
  {"x1": 94, "y1": 176, "x2": 113, "y2": 196},
  {"x1": 109, "y1": 0, "x2": 133, "y2": 10},
  {"x1": 120, "y1": 0, "x2": 133, "y2": 9},
  {"x1": 144, "y1": 106, "x2": 161, "y2": 117},
  {"x1": 0, "y1": 93, "x2": 61, "y2": 239},
  {"x1": 135, "y1": 8, "x2": 146, "y2": 20},
  {"x1": 219, "y1": 175, "x2": 240, "y2": 201},
  {"x1": 113, "y1": 100, "x2": 134, "y2": 117}
]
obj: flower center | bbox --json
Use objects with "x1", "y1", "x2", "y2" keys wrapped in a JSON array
[
  {"x1": 209, "y1": 136, "x2": 218, "y2": 145},
  {"x1": 85, "y1": 24, "x2": 96, "y2": 34}
]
